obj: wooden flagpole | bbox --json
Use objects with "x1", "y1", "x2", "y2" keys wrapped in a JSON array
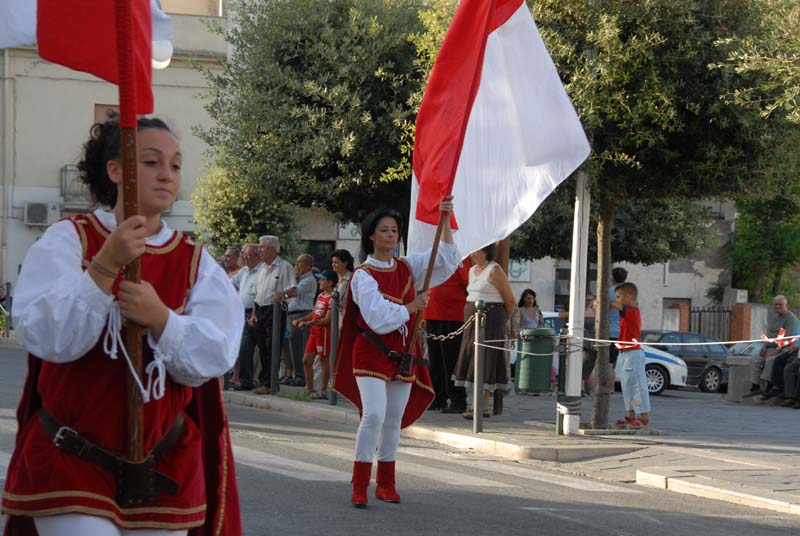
[
  {"x1": 115, "y1": 0, "x2": 145, "y2": 462},
  {"x1": 405, "y1": 210, "x2": 448, "y2": 355}
]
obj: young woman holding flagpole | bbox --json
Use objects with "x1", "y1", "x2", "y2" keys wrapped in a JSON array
[
  {"x1": 2, "y1": 117, "x2": 243, "y2": 535},
  {"x1": 333, "y1": 196, "x2": 460, "y2": 508}
]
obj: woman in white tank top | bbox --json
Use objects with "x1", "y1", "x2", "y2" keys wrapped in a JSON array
[{"x1": 452, "y1": 243, "x2": 516, "y2": 418}]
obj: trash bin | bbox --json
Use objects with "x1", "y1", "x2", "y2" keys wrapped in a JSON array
[{"x1": 515, "y1": 328, "x2": 554, "y2": 393}]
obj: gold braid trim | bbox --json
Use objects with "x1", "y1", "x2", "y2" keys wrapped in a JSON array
[
  {"x1": 3, "y1": 490, "x2": 206, "y2": 516},
  {"x1": 2, "y1": 506, "x2": 204, "y2": 530},
  {"x1": 353, "y1": 369, "x2": 391, "y2": 382},
  {"x1": 85, "y1": 213, "x2": 183, "y2": 255},
  {"x1": 214, "y1": 430, "x2": 229, "y2": 536},
  {"x1": 415, "y1": 379, "x2": 435, "y2": 395}
]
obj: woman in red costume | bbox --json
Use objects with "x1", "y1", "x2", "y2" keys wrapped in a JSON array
[
  {"x1": 3, "y1": 117, "x2": 242, "y2": 535},
  {"x1": 334, "y1": 197, "x2": 459, "y2": 508}
]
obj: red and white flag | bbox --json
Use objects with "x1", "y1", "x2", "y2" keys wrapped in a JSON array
[
  {"x1": 0, "y1": 0, "x2": 174, "y2": 116},
  {"x1": 407, "y1": 0, "x2": 590, "y2": 255}
]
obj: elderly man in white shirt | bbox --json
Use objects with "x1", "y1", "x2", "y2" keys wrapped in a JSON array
[
  {"x1": 250, "y1": 235, "x2": 295, "y2": 394},
  {"x1": 230, "y1": 243, "x2": 262, "y2": 390}
]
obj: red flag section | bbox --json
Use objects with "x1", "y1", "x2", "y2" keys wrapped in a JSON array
[
  {"x1": 407, "y1": 0, "x2": 590, "y2": 256},
  {"x1": 36, "y1": 0, "x2": 154, "y2": 117},
  {"x1": 412, "y1": 0, "x2": 524, "y2": 228}
]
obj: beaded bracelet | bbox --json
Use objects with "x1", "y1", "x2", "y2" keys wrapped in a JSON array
[{"x1": 90, "y1": 258, "x2": 119, "y2": 279}]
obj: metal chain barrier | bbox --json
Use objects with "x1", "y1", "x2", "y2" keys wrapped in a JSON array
[{"x1": 424, "y1": 314, "x2": 475, "y2": 341}]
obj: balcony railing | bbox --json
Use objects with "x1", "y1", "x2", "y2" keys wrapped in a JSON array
[{"x1": 60, "y1": 164, "x2": 92, "y2": 208}]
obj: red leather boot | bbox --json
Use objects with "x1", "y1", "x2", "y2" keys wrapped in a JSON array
[
  {"x1": 351, "y1": 461, "x2": 372, "y2": 508},
  {"x1": 375, "y1": 461, "x2": 401, "y2": 503}
]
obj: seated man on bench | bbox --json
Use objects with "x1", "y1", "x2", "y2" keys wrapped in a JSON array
[{"x1": 749, "y1": 295, "x2": 798, "y2": 396}]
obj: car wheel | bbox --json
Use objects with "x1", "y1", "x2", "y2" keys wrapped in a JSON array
[
  {"x1": 645, "y1": 364, "x2": 668, "y2": 396},
  {"x1": 700, "y1": 367, "x2": 722, "y2": 393}
]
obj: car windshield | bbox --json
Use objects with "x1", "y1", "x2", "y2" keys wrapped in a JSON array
[{"x1": 641, "y1": 332, "x2": 663, "y2": 343}]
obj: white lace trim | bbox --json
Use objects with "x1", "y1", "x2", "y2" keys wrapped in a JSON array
[
  {"x1": 102, "y1": 302, "x2": 165, "y2": 403},
  {"x1": 398, "y1": 323, "x2": 408, "y2": 347}
]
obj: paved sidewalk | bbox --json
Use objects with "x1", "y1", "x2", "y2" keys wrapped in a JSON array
[{"x1": 225, "y1": 385, "x2": 800, "y2": 516}]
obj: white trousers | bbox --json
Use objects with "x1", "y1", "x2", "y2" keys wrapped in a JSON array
[
  {"x1": 34, "y1": 514, "x2": 188, "y2": 536},
  {"x1": 354, "y1": 377, "x2": 412, "y2": 462}
]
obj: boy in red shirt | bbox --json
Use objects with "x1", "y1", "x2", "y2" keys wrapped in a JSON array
[
  {"x1": 292, "y1": 269, "x2": 338, "y2": 399},
  {"x1": 610, "y1": 282, "x2": 650, "y2": 428}
]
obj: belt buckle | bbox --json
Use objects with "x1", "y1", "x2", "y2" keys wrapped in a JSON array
[{"x1": 53, "y1": 425, "x2": 78, "y2": 448}]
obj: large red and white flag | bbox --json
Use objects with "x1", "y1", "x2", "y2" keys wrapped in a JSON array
[
  {"x1": 408, "y1": 0, "x2": 590, "y2": 255},
  {"x1": 0, "y1": 0, "x2": 173, "y2": 116}
]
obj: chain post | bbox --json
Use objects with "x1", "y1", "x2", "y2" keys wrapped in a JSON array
[
  {"x1": 270, "y1": 301, "x2": 282, "y2": 395},
  {"x1": 328, "y1": 291, "x2": 340, "y2": 406},
  {"x1": 473, "y1": 300, "x2": 486, "y2": 434}
]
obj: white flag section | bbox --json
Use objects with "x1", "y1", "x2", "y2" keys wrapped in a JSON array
[
  {"x1": 0, "y1": 0, "x2": 173, "y2": 49},
  {"x1": 407, "y1": 3, "x2": 590, "y2": 256}
]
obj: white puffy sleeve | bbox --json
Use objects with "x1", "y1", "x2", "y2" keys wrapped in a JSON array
[
  {"x1": 148, "y1": 249, "x2": 244, "y2": 386},
  {"x1": 12, "y1": 220, "x2": 115, "y2": 362},
  {"x1": 401, "y1": 241, "x2": 460, "y2": 288},
  {"x1": 350, "y1": 269, "x2": 410, "y2": 335}
]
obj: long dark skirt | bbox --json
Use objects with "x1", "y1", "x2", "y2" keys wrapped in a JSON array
[{"x1": 453, "y1": 302, "x2": 508, "y2": 392}]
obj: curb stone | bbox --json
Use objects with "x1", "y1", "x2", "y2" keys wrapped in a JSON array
[
  {"x1": 223, "y1": 391, "x2": 642, "y2": 463},
  {"x1": 636, "y1": 467, "x2": 800, "y2": 516}
]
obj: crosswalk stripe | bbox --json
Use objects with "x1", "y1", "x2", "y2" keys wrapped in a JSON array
[
  {"x1": 398, "y1": 447, "x2": 639, "y2": 494},
  {"x1": 287, "y1": 442, "x2": 513, "y2": 488},
  {"x1": 233, "y1": 445, "x2": 351, "y2": 482}
]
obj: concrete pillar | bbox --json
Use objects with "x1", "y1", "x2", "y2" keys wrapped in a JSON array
[{"x1": 730, "y1": 303, "x2": 751, "y2": 342}]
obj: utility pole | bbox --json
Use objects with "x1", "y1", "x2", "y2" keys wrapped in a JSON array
[{"x1": 563, "y1": 172, "x2": 590, "y2": 434}]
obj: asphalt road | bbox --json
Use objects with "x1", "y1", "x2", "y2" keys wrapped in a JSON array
[{"x1": 1, "y1": 345, "x2": 798, "y2": 535}]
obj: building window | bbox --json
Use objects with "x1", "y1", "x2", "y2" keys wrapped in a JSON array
[{"x1": 94, "y1": 104, "x2": 119, "y2": 124}]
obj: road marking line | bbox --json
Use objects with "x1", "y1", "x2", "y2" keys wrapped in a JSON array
[
  {"x1": 233, "y1": 446, "x2": 350, "y2": 482},
  {"x1": 522, "y1": 508, "x2": 637, "y2": 536},
  {"x1": 288, "y1": 442, "x2": 512, "y2": 488},
  {"x1": 399, "y1": 447, "x2": 639, "y2": 493}
]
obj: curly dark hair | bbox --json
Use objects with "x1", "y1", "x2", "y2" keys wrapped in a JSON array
[
  {"x1": 77, "y1": 116, "x2": 172, "y2": 208},
  {"x1": 360, "y1": 208, "x2": 403, "y2": 256},
  {"x1": 331, "y1": 248, "x2": 355, "y2": 272}
]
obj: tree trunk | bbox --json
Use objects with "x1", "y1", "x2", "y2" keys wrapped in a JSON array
[
  {"x1": 752, "y1": 269, "x2": 768, "y2": 302},
  {"x1": 591, "y1": 195, "x2": 614, "y2": 429},
  {"x1": 772, "y1": 266, "x2": 784, "y2": 297}
]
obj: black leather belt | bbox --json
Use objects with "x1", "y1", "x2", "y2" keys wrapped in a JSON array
[
  {"x1": 39, "y1": 408, "x2": 184, "y2": 507},
  {"x1": 358, "y1": 328, "x2": 428, "y2": 376}
]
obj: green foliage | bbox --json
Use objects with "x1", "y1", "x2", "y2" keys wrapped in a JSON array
[
  {"x1": 713, "y1": 0, "x2": 800, "y2": 123},
  {"x1": 510, "y1": 179, "x2": 710, "y2": 265},
  {"x1": 407, "y1": 0, "x2": 765, "y2": 266},
  {"x1": 190, "y1": 166, "x2": 296, "y2": 257},
  {"x1": 732, "y1": 196, "x2": 800, "y2": 300},
  {"x1": 533, "y1": 0, "x2": 770, "y2": 201},
  {"x1": 197, "y1": 0, "x2": 425, "y2": 226}
]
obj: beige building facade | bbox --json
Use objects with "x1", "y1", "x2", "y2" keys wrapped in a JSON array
[
  {"x1": 1, "y1": 0, "x2": 730, "y2": 331},
  {"x1": 1, "y1": 2, "x2": 226, "y2": 291}
]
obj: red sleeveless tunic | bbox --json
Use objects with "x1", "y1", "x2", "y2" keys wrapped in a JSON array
[
  {"x1": 2, "y1": 213, "x2": 241, "y2": 534},
  {"x1": 333, "y1": 259, "x2": 434, "y2": 428}
]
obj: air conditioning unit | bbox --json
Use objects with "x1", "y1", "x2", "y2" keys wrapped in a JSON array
[{"x1": 24, "y1": 202, "x2": 60, "y2": 226}]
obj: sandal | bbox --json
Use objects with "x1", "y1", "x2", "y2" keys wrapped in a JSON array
[
  {"x1": 462, "y1": 410, "x2": 491, "y2": 419},
  {"x1": 311, "y1": 391, "x2": 328, "y2": 400}
]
